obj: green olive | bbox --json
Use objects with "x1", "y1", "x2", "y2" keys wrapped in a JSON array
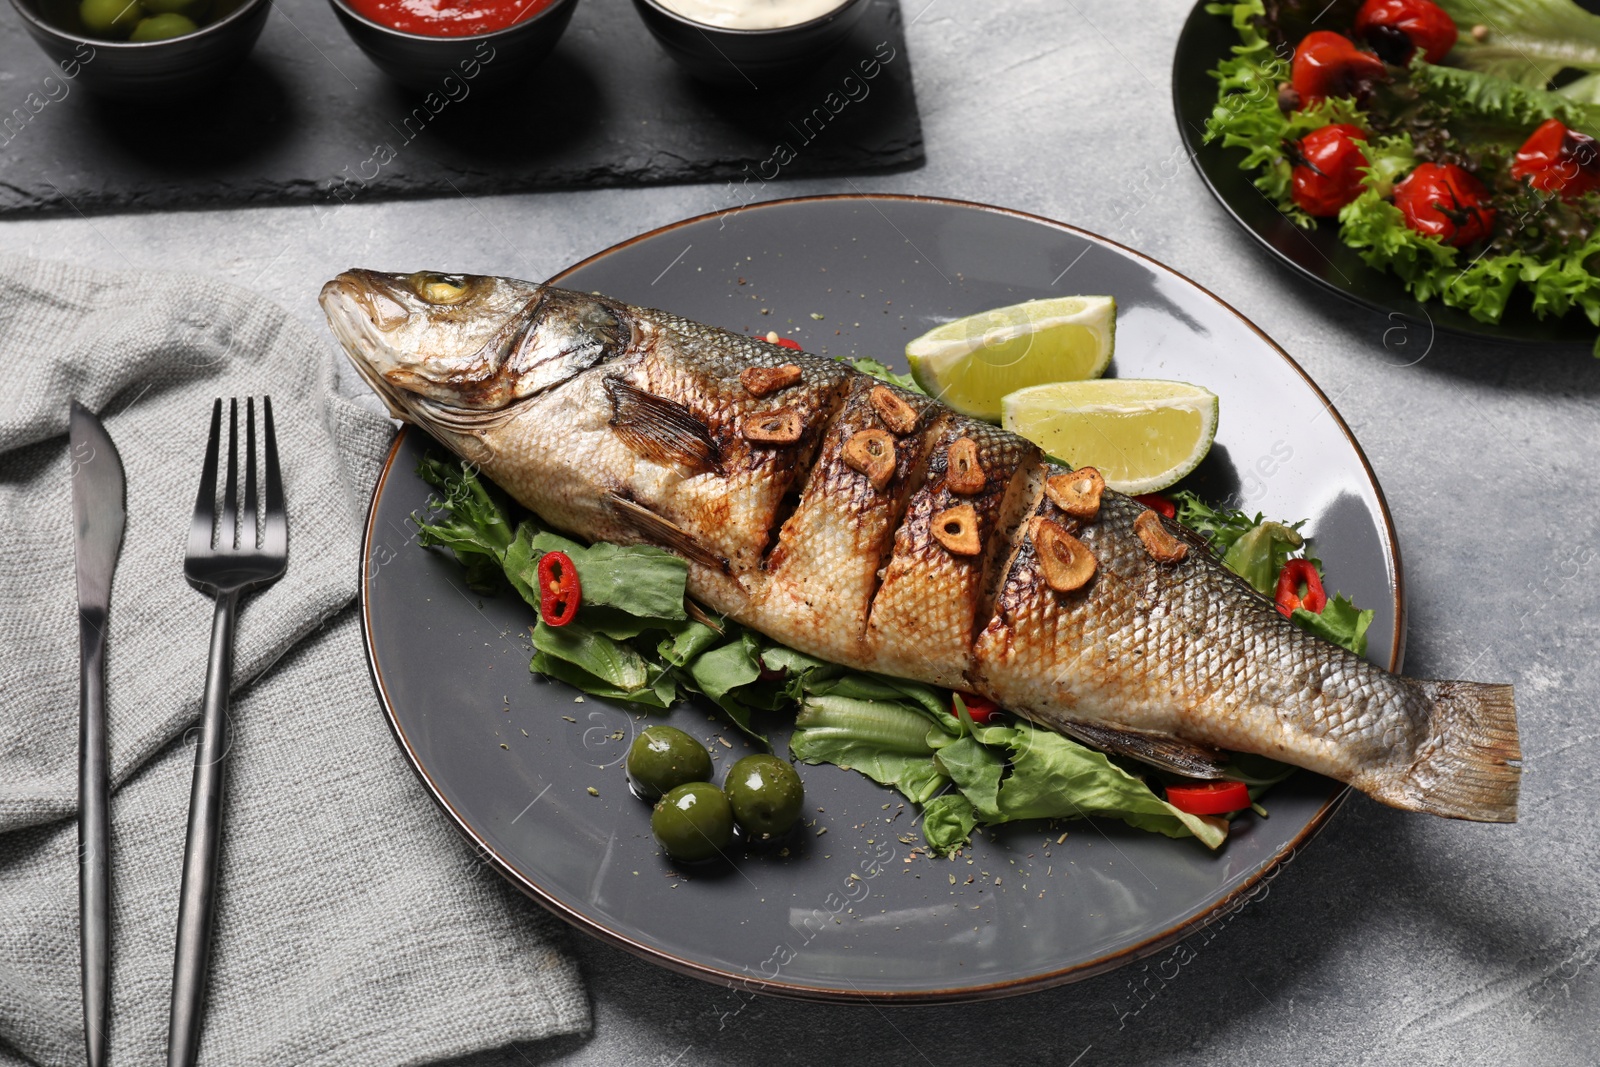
[
  {"x1": 79, "y1": 0, "x2": 143, "y2": 36},
  {"x1": 723, "y1": 754, "x2": 804, "y2": 840},
  {"x1": 651, "y1": 782, "x2": 733, "y2": 863},
  {"x1": 625, "y1": 725, "x2": 712, "y2": 801},
  {"x1": 128, "y1": 11, "x2": 196, "y2": 38}
]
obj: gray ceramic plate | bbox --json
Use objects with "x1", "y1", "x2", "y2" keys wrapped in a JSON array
[{"x1": 359, "y1": 194, "x2": 1404, "y2": 1002}]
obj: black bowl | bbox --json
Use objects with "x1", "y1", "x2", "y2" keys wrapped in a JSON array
[
  {"x1": 8, "y1": 0, "x2": 270, "y2": 102},
  {"x1": 631, "y1": 0, "x2": 869, "y2": 88},
  {"x1": 326, "y1": 0, "x2": 579, "y2": 93}
]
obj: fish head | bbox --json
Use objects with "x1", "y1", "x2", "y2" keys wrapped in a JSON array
[{"x1": 320, "y1": 268, "x2": 631, "y2": 435}]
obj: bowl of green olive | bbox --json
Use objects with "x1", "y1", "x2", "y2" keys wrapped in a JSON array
[
  {"x1": 9, "y1": 0, "x2": 270, "y2": 101},
  {"x1": 625, "y1": 726, "x2": 806, "y2": 863}
]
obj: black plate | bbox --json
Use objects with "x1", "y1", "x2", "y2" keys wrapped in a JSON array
[
  {"x1": 359, "y1": 194, "x2": 1403, "y2": 1002},
  {"x1": 1172, "y1": 0, "x2": 1596, "y2": 347}
]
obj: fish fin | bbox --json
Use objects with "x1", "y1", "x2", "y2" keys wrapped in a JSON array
[
  {"x1": 1058, "y1": 720, "x2": 1231, "y2": 780},
  {"x1": 1372, "y1": 680, "x2": 1521, "y2": 823},
  {"x1": 607, "y1": 493, "x2": 727, "y2": 572},
  {"x1": 605, "y1": 377, "x2": 722, "y2": 475}
]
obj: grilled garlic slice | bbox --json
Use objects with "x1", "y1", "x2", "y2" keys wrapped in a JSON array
[
  {"x1": 1135, "y1": 510, "x2": 1188, "y2": 563},
  {"x1": 932, "y1": 504, "x2": 981, "y2": 556},
  {"x1": 842, "y1": 428, "x2": 896, "y2": 490},
  {"x1": 1044, "y1": 467, "x2": 1104, "y2": 521}
]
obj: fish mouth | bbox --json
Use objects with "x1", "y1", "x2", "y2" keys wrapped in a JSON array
[
  {"x1": 320, "y1": 273, "x2": 514, "y2": 435},
  {"x1": 321, "y1": 275, "x2": 413, "y2": 422}
]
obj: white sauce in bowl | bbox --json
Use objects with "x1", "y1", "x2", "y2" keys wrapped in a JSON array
[{"x1": 654, "y1": 0, "x2": 852, "y2": 30}]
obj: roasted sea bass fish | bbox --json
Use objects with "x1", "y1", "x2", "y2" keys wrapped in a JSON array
[{"x1": 322, "y1": 269, "x2": 1521, "y2": 823}]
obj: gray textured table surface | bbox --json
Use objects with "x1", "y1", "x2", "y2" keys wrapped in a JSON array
[{"x1": 4, "y1": 2, "x2": 1597, "y2": 1064}]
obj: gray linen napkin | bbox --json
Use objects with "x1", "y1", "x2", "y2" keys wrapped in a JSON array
[{"x1": 0, "y1": 255, "x2": 589, "y2": 1065}]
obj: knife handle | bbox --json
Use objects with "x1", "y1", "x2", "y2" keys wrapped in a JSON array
[
  {"x1": 166, "y1": 590, "x2": 237, "y2": 1067},
  {"x1": 79, "y1": 610, "x2": 111, "y2": 1067}
]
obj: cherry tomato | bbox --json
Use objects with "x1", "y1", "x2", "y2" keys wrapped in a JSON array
[
  {"x1": 1166, "y1": 780, "x2": 1252, "y2": 815},
  {"x1": 1393, "y1": 162, "x2": 1496, "y2": 247},
  {"x1": 1511, "y1": 118, "x2": 1600, "y2": 200},
  {"x1": 953, "y1": 693, "x2": 1001, "y2": 724},
  {"x1": 1354, "y1": 0, "x2": 1458, "y2": 65},
  {"x1": 1291, "y1": 31, "x2": 1387, "y2": 108},
  {"x1": 1290, "y1": 124, "x2": 1370, "y2": 217}
]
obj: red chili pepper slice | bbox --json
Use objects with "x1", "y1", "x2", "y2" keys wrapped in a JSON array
[
  {"x1": 537, "y1": 550, "x2": 581, "y2": 627},
  {"x1": 953, "y1": 693, "x2": 1001, "y2": 724},
  {"x1": 1291, "y1": 31, "x2": 1387, "y2": 108},
  {"x1": 1354, "y1": 0, "x2": 1458, "y2": 65},
  {"x1": 1274, "y1": 558, "x2": 1327, "y2": 618},
  {"x1": 1511, "y1": 118, "x2": 1600, "y2": 200},
  {"x1": 1133, "y1": 493, "x2": 1177, "y2": 519},
  {"x1": 765, "y1": 331, "x2": 804, "y2": 350},
  {"x1": 1166, "y1": 780, "x2": 1252, "y2": 815}
]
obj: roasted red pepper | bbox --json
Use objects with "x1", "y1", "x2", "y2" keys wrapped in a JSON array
[
  {"x1": 1393, "y1": 162, "x2": 1496, "y2": 247},
  {"x1": 1291, "y1": 31, "x2": 1387, "y2": 107},
  {"x1": 1166, "y1": 780, "x2": 1252, "y2": 815},
  {"x1": 1133, "y1": 493, "x2": 1177, "y2": 519},
  {"x1": 1511, "y1": 118, "x2": 1600, "y2": 200},
  {"x1": 1275, "y1": 558, "x2": 1328, "y2": 618},
  {"x1": 537, "y1": 550, "x2": 581, "y2": 627},
  {"x1": 954, "y1": 693, "x2": 1001, "y2": 724},
  {"x1": 1354, "y1": 0, "x2": 1458, "y2": 65},
  {"x1": 1290, "y1": 124, "x2": 1369, "y2": 217}
]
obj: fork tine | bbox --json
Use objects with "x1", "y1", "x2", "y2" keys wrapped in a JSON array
[
  {"x1": 187, "y1": 400, "x2": 222, "y2": 558},
  {"x1": 219, "y1": 399, "x2": 238, "y2": 552},
  {"x1": 260, "y1": 396, "x2": 287, "y2": 556},
  {"x1": 243, "y1": 398, "x2": 258, "y2": 549}
]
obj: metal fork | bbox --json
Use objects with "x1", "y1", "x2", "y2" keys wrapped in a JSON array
[{"x1": 169, "y1": 397, "x2": 287, "y2": 1067}]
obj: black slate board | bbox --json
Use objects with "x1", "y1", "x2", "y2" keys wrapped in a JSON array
[{"x1": 0, "y1": 0, "x2": 921, "y2": 216}]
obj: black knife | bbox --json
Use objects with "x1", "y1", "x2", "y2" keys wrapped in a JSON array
[{"x1": 70, "y1": 400, "x2": 126, "y2": 1067}]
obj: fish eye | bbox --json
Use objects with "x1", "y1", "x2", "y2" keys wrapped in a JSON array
[{"x1": 411, "y1": 272, "x2": 472, "y2": 305}]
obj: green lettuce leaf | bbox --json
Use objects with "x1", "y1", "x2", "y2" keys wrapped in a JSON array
[
  {"x1": 789, "y1": 694, "x2": 951, "y2": 806},
  {"x1": 1222, "y1": 520, "x2": 1306, "y2": 596},
  {"x1": 1291, "y1": 593, "x2": 1375, "y2": 658},
  {"x1": 1436, "y1": 0, "x2": 1600, "y2": 96},
  {"x1": 531, "y1": 619, "x2": 652, "y2": 693},
  {"x1": 413, "y1": 454, "x2": 519, "y2": 592},
  {"x1": 992, "y1": 723, "x2": 1229, "y2": 847},
  {"x1": 920, "y1": 794, "x2": 980, "y2": 855}
]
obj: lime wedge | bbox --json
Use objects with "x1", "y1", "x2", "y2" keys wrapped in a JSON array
[
  {"x1": 906, "y1": 296, "x2": 1116, "y2": 421},
  {"x1": 1000, "y1": 379, "x2": 1219, "y2": 494}
]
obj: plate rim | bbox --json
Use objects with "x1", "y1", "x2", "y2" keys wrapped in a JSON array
[
  {"x1": 1170, "y1": 0, "x2": 1595, "y2": 348},
  {"x1": 357, "y1": 191, "x2": 1404, "y2": 1003}
]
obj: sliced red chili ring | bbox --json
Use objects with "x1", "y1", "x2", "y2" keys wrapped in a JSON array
[
  {"x1": 1133, "y1": 493, "x2": 1177, "y2": 519},
  {"x1": 537, "y1": 550, "x2": 581, "y2": 627},
  {"x1": 953, "y1": 693, "x2": 1002, "y2": 724},
  {"x1": 1275, "y1": 558, "x2": 1327, "y2": 617},
  {"x1": 1166, "y1": 779, "x2": 1251, "y2": 815}
]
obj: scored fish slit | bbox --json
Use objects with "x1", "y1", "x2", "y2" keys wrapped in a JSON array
[
  {"x1": 758, "y1": 381, "x2": 851, "y2": 571},
  {"x1": 970, "y1": 454, "x2": 1047, "y2": 652},
  {"x1": 860, "y1": 410, "x2": 951, "y2": 624}
]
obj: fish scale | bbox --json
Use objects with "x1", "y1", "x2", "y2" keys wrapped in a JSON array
[{"x1": 322, "y1": 270, "x2": 1522, "y2": 824}]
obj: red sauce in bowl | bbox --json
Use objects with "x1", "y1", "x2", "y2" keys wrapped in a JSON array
[{"x1": 345, "y1": 0, "x2": 556, "y2": 36}]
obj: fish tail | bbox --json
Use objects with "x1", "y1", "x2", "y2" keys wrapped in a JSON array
[{"x1": 1366, "y1": 680, "x2": 1521, "y2": 823}]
